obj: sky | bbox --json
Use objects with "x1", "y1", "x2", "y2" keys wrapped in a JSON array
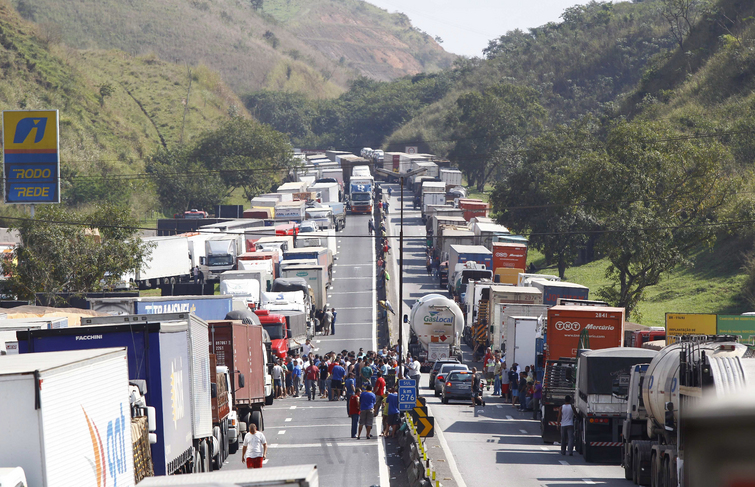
[{"x1": 365, "y1": 0, "x2": 600, "y2": 57}]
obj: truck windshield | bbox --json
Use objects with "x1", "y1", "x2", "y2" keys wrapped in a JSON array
[
  {"x1": 262, "y1": 323, "x2": 286, "y2": 339},
  {"x1": 208, "y1": 255, "x2": 234, "y2": 266},
  {"x1": 352, "y1": 193, "x2": 371, "y2": 202}
]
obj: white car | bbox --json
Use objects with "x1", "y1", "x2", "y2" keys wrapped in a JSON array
[
  {"x1": 372, "y1": 149, "x2": 384, "y2": 161},
  {"x1": 361, "y1": 147, "x2": 373, "y2": 158}
]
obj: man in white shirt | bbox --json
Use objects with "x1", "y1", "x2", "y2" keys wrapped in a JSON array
[
  {"x1": 557, "y1": 395, "x2": 576, "y2": 456},
  {"x1": 242, "y1": 422, "x2": 267, "y2": 468},
  {"x1": 272, "y1": 360, "x2": 284, "y2": 399},
  {"x1": 302, "y1": 339, "x2": 316, "y2": 357}
]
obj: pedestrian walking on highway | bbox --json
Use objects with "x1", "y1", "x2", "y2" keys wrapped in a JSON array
[
  {"x1": 305, "y1": 361, "x2": 319, "y2": 400},
  {"x1": 373, "y1": 372, "x2": 386, "y2": 415},
  {"x1": 357, "y1": 384, "x2": 377, "y2": 439},
  {"x1": 518, "y1": 372, "x2": 528, "y2": 411},
  {"x1": 322, "y1": 309, "x2": 332, "y2": 336},
  {"x1": 557, "y1": 396, "x2": 576, "y2": 456},
  {"x1": 330, "y1": 307, "x2": 337, "y2": 336},
  {"x1": 349, "y1": 387, "x2": 362, "y2": 438},
  {"x1": 493, "y1": 355, "x2": 503, "y2": 396},
  {"x1": 242, "y1": 422, "x2": 267, "y2": 469},
  {"x1": 319, "y1": 360, "x2": 329, "y2": 399},
  {"x1": 384, "y1": 200, "x2": 389, "y2": 213},
  {"x1": 368, "y1": 218, "x2": 375, "y2": 235},
  {"x1": 384, "y1": 387, "x2": 400, "y2": 437}
]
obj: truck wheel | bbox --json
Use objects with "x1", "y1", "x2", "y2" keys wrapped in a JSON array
[
  {"x1": 650, "y1": 452, "x2": 658, "y2": 487},
  {"x1": 212, "y1": 426, "x2": 222, "y2": 470},
  {"x1": 200, "y1": 440, "x2": 211, "y2": 473},
  {"x1": 229, "y1": 435, "x2": 239, "y2": 454},
  {"x1": 265, "y1": 389, "x2": 275, "y2": 406},
  {"x1": 662, "y1": 456, "x2": 671, "y2": 487},
  {"x1": 635, "y1": 441, "x2": 653, "y2": 486},
  {"x1": 252, "y1": 410, "x2": 263, "y2": 431}
]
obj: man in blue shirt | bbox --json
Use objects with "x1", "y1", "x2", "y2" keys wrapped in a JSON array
[
  {"x1": 384, "y1": 387, "x2": 400, "y2": 438},
  {"x1": 344, "y1": 371, "x2": 356, "y2": 411},
  {"x1": 331, "y1": 361, "x2": 346, "y2": 401},
  {"x1": 357, "y1": 384, "x2": 377, "y2": 440}
]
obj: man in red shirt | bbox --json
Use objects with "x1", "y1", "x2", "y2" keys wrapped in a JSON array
[
  {"x1": 373, "y1": 372, "x2": 386, "y2": 415},
  {"x1": 348, "y1": 388, "x2": 361, "y2": 438},
  {"x1": 305, "y1": 362, "x2": 319, "y2": 401}
]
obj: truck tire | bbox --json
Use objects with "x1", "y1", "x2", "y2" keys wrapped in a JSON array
[
  {"x1": 624, "y1": 444, "x2": 634, "y2": 480},
  {"x1": 265, "y1": 389, "x2": 275, "y2": 406},
  {"x1": 229, "y1": 436, "x2": 239, "y2": 454},
  {"x1": 200, "y1": 440, "x2": 211, "y2": 473},
  {"x1": 252, "y1": 410, "x2": 263, "y2": 432},
  {"x1": 650, "y1": 451, "x2": 659, "y2": 487},
  {"x1": 635, "y1": 440, "x2": 653, "y2": 486},
  {"x1": 212, "y1": 426, "x2": 222, "y2": 470}
]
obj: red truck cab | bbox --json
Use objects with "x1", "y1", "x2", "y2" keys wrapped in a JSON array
[{"x1": 255, "y1": 310, "x2": 290, "y2": 359}]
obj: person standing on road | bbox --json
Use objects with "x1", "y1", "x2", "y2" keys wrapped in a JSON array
[
  {"x1": 322, "y1": 309, "x2": 333, "y2": 336},
  {"x1": 319, "y1": 359, "x2": 329, "y2": 399},
  {"x1": 331, "y1": 360, "x2": 346, "y2": 401},
  {"x1": 242, "y1": 422, "x2": 267, "y2": 469},
  {"x1": 384, "y1": 387, "x2": 400, "y2": 438},
  {"x1": 493, "y1": 355, "x2": 503, "y2": 396},
  {"x1": 557, "y1": 396, "x2": 576, "y2": 456},
  {"x1": 330, "y1": 307, "x2": 337, "y2": 336},
  {"x1": 193, "y1": 266, "x2": 200, "y2": 284},
  {"x1": 373, "y1": 372, "x2": 386, "y2": 415},
  {"x1": 406, "y1": 356, "x2": 421, "y2": 396},
  {"x1": 272, "y1": 360, "x2": 284, "y2": 399},
  {"x1": 349, "y1": 387, "x2": 361, "y2": 438},
  {"x1": 305, "y1": 360, "x2": 319, "y2": 400},
  {"x1": 292, "y1": 359, "x2": 302, "y2": 397},
  {"x1": 501, "y1": 361, "x2": 510, "y2": 399},
  {"x1": 357, "y1": 384, "x2": 377, "y2": 440},
  {"x1": 509, "y1": 366, "x2": 519, "y2": 406},
  {"x1": 518, "y1": 372, "x2": 528, "y2": 411},
  {"x1": 368, "y1": 218, "x2": 375, "y2": 235},
  {"x1": 302, "y1": 338, "x2": 316, "y2": 357},
  {"x1": 532, "y1": 379, "x2": 542, "y2": 420}
]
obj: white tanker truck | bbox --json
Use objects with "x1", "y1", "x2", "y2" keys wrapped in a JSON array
[
  {"x1": 406, "y1": 294, "x2": 464, "y2": 372},
  {"x1": 621, "y1": 337, "x2": 751, "y2": 487}
]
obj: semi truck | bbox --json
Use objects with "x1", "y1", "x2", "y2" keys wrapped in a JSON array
[
  {"x1": 17, "y1": 313, "x2": 216, "y2": 475},
  {"x1": 130, "y1": 235, "x2": 192, "y2": 289},
  {"x1": 204, "y1": 235, "x2": 243, "y2": 281},
  {"x1": 530, "y1": 279, "x2": 589, "y2": 307},
  {"x1": 281, "y1": 264, "x2": 328, "y2": 318},
  {"x1": 255, "y1": 308, "x2": 308, "y2": 359},
  {"x1": 283, "y1": 247, "x2": 333, "y2": 284},
  {"x1": 349, "y1": 175, "x2": 374, "y2": 214},
  {"x1": 407, "y1": 294, "x2": 464, "y2": 371},
  {"x1": 88, "y1": 295, "x2": 234, "y2": 322},
  {"x1": 621, "y1": 338, "x2": 750, "y2": 487},
  {"x1": 0, "y1": 348, "x2": 138, "y2": 487},
  {"x1": 545, "y1": 305, "x2": 625, "y2": 362},
  {"x1": 574, "y1": 347, "x2": 659, "y2": 463},
  {"x1": 207, "y1": 319, "x2": 271, "y2": 449},
  {"x1": 540, "y1": 358, "x2": 577, "y2": 444}
]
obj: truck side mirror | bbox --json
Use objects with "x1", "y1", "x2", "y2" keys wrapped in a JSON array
[
  {"x1": 211, "y1": 383, "x2": 217, "y2": 398},
  {"x1": 238, "y1": 373, "x2": 245, "y2": 389},
  {"x1": 403, "y1": 314, "x2": 408, "y2": 323}
]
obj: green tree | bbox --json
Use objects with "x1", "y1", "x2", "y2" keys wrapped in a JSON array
[
  {"x1": 146, "y1": 145, "x2": 227, "y2": 216},
  {"x1": 446, "y1": 84, "x2": 546, "y2": 191},
  {"x1": 2, "y1": 205, "x2": 153, "y2": 300},
  {"x1": 491, "y1": 121, "x2": 601, "y2": 278},
  {"x1": 189, "y1": 118, "x2": 294, "y2": 201},
  {"x1": 588, "y1": 120, "x2": 738, "y2": 317}
]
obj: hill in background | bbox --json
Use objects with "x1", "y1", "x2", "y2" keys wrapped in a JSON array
[
  {"x1": 13, "y1": 0, "x2": 454, "y2": 98},
  {"x1": 0, "y1": 0, "x2": 247, "y2": 213}
]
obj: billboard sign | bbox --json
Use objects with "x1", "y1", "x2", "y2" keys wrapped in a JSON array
[
  {"x1": 3, "y1": 110, "x2": 60, "y2": 203},
  {"x1": 665, "y1": 313, "x2": 716, "y2": 344},
  {"x1": 405, "y1": 146, "x2": 418, "y2": 154},
  {"x1": 716, "y1": 315, "x2": 755, "y2": 345}
]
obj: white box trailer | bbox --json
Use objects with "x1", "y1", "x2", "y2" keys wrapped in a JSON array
[
  {"x1": 134, "y1": 235, "x2": 191, "y2": 285},
  {"x1": 413, "y1": 160, "x2": 439, "y2": 180},
  {"x1": 440, "y1": 168, "x2": 463, "y2": 187},
  {"x1": 491, "y1": 303, "x2": 548, "y2": 353},
  {"x1": 0, "y1": 348, "x2": 134, "y2": 487},
  {"x1": 504, "y1": 316, "x2": 542, "y2": 367},
  {"x1": 309, "y1": 182, "x2": 339, "y2": 203},
  {"x1": 277, "y1": 181, "x2": 308, "y2": 194}
]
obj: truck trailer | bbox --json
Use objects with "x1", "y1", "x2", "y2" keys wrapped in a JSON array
[
  {"x1": 0, "y1": 348, "x2": 137, "y2": 487},
  {"x1": 407, "y1": 294, "x2": 464, "y2": 371}
]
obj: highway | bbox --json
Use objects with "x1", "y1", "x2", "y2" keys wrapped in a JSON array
[
  {"x1": 381, "y1": 184, "x2": 630, "y2": 487},
  {"x1": 224, "y1": 212, "x2": 385, "y2": 486}
]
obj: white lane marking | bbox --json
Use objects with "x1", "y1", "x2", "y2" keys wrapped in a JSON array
[
  {"x1": 285, "y1": 418, "x2": 292, "y2": 422},
  {"x1": 315, "y1": 340, "x2": 321, "y2": 343},
  {"x1": 559, "y1": 460, "x2": 569, "y2": 466},
  {"x1": 328, "y1": 295, "x2": 333, "y2": 298},
  {"x1": 289, "y1": 406, "x2": 297, "y2": 410},
  {"x1": 278, "y1": 430, "x2": 286, "y2": 435},
  {"x1": 519, "y1": 429, "x2": 528, "y2": 434},
  {"x1": 336, "y1": 290, "x2": 374, "y2": 294},
  {"x1": 506, "y1": 415, "x2": 513, "y2": 420},
  {"x1": 332, "y1": 277, "x2": 370, "y2": 280},
  {"x1": 429, "y1": 403, "x2": 468, "y2": 487},
  {"x1": 582, "y1": 481, "x2": 596, "y2": 485},
  {"x1": 335, "y1": 306, "x2": 373, "y2": 310},
  {"x1": 540, "y1": 447, "x2": 549, "y2": 451},
  {"x1": 269, "y1": 443, "x2": 278, "y2": 447},
  {"x1": 378, "y1": 416, "x2": 390, "y2": 487},
  {"x1": 263, "y1": 442, "x2": 364, "y2": 448},
  {"x1": 316, "y1": 337, "x2": 374, "y2": 341},
  {"x1": 274, "y1": 423, "x2": 351, "y2": 428}
]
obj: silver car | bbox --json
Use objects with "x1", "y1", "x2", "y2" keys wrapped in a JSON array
[
  {"x1": 434, "y1": 363, "x2": 469, "y2": 396},
  {"x1": 442, "y1": 370, "x2": 474, "y2": 404}
]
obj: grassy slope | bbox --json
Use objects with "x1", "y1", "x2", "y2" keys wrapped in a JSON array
[
  {"x1": 526, "y1": 238, "x2": 749, "y2": 327},
  {"x1": 0, "y1": 1, "x2": 247, "y2": 214},
  {"x1": 16, "y1": 0, "x2": 453, "y2": 97}
]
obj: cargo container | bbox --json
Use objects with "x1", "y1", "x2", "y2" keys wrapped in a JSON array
[
  {"x1": 87, "y1": 295, "x2": 234, "y2": 322},
  {"x1": 277, "y1": 181, "x2": 308, "y2": 194},
  {"x1": 412, "y1": 161, "x2": 439, "y2": 180},
  {"x1": 240, "y1": 248, "x2": 281, "y2": 275},
  {"x1": 437, "y1": 228, "x2": 475, "y2": 262},
  {"x1": 505, "y1": 316, "x2": 541, "y2": 369},
  {"x1": 493, "y1": 267, "x2": 523, "y2": 285},
  {"x1": 250, "y1": 197, "x2": 279, "y2": 211},
  {"x1": 530, "y1": 279, "x2": 589, "y2": 307},
  {"x1": 458, "y1": 199, "x2": 490, "y2": 222},
  {"x1": 337, "y1": 155, "x2": 371, "y2": 187},
  {"x1": 283, "y1": 247, "x2": 333, "y2": 282},
  {"x1": 274, "y1": 201, "x2": 306, "y2": 222},
  {"x1": 545, "y1": 305, "x2": 624, "y2": 362},
  {"x1": 281, "y1": 264, "x2": 328, "y2": 314},
  {"x1": 448, "y1": 245, "x2": 493, "y2": 276},
  {"x1": 243, "y1": 208, "x2": 273, "y2": 220},
  {"x1": 219, "y1": 270, "x2": 265, "y2": 306},
  {"x1": 18, "y1": 313, "x2": 215, "y2": 475},
  {"x1": 440, "y1": 168, "x2": 463, "y2": 187},
  {"x1": 0, "y1": 348, "x2": 135, "y2": 487},
  {"x1": 129, "y1": 235, "x2": 192, "y2": 288},
  {"x1": 207, "y1": 320, "x2": 270, "y2": 436},
  {"x1": 320, "y1": 167, "x2": 344, "y2": 188},
  {"x1": 492, "y1": 242, "x2": 528, "y2": 271},
  {"x1": 259, "y1": 192, "x2": 293, "y2": 203},
  {"x1": 491, "y1": 303, "x2": 548, "y2": 354},
  {"x1": 309, "y1": 182, "x2": 339, "y2": 203},
  {"x1": 326, "y1": 150, "x2": 352, "y2": 162}
]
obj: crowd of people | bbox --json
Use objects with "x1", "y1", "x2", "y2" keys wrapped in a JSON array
[{"x1": 479, "y1": 347, "x2": 542, "y2": 419}]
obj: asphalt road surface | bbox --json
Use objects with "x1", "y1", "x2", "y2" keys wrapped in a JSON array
[
  {"x1": 382, "y1": 184, "x2": 630, "y2": 487},
  {"x1": 224, "y1": 213, "x2": 384, "y2": 486}
]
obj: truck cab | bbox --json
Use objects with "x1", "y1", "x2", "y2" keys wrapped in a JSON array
[{"x1": 255, "y1": 310, "x2": 291, "y2": 359}]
